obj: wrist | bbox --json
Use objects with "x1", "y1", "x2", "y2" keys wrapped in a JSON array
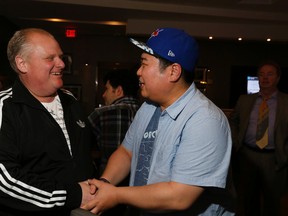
[{"x1": 99, "y1": 177, "x2": 110, "y2": 184}]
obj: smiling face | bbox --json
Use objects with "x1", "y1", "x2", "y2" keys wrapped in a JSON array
[
  {"x1": 137, "y1": 53, "x2": 169, "y2": 102},
  {"x1": 136, "y1": 52, "x2": 190, "y2": 109},
  {"x1": 16, "y1": 31, "x2": 65, "y2": 102}
]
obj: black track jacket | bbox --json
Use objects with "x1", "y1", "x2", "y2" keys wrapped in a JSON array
[{"x1": 0, "y1": 78, "x2": 96, "y2": 216}]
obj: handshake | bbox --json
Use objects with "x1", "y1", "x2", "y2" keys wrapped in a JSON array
[{"x1": 77, "y1": 178, "x2": 117, "y2": 215}]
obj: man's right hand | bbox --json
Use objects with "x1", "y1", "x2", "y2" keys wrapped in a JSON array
[{"x1": 79, "y1": 181, "x2": 96, "y2": 207}]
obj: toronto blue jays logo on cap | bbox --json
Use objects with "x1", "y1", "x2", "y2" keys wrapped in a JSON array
[
  {"x1": 150, "y1": 28, "x2": 164, "y2": 38},
  {"x1": 130, "y1": 27, "x2": 199, "y2": 72}
]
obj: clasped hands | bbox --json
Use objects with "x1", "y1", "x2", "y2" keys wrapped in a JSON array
[{"x1": 79, "y1": 179, "x2": 119, "y2": 215}]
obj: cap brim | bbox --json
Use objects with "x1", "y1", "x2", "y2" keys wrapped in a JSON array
[{"x1": 130, "y1": 38, "x2": 154, "y2": 56}]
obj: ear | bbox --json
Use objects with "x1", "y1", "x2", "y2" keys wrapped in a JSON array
[
  {"x1": 15, "y1": 55, "x2": 28, "y2": 74},
  {"x1": 115, "y1": 85, "x2": 124, "y2": 97},
  {"x1": 169, "y1": 63, "x2": 182, "y2": 82}
]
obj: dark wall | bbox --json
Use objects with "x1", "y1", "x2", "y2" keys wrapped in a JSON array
[
  {"x1": 197, "y1": 39, "x2": 288, "y2": 109},
  {"x1": 0, "y1": 16, "x2": 18, "y2": 88},
  {"x1": 1, "y1": 17, "x2": 288, "y2": 113},
  {"x1": 229, "y1": 65, "x2": 288, "y2": 107}
]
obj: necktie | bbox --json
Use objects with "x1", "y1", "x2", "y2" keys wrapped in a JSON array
[
  {"x1": 256, "y1": 98, "x2": 269, "y2": 149},
  {"x1": 134, "y1": 107, "x2": 161, "y2": 186}
]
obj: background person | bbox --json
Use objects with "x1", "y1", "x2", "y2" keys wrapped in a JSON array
[
  {"x1": 88, "y1": 68, "x2": 140, "y2": 216},
  {"x1": 83, "y1": 27, "x2": 234, "y2": 216},
  {"x1": 229, "y1": 60, "x2": 288, "y2": 216},
  {"x1": 88, "y1": 68, "x2": 140, "y2": 176},
  {"x1": 0, "y1": 28, "x2": 96, "y2": 216}
]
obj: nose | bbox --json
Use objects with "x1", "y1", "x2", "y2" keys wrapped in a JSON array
[
  {"x1": 57, "y1": 56, "x2": 65, "y2": 69},
  {"x1": 136, "y1": 67, "x2": 141, "y2": 76}
]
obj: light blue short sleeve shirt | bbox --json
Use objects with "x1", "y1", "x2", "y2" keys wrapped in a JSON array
[{"x1": 122, "y1": 83, "x2": 233, "y2": 215}]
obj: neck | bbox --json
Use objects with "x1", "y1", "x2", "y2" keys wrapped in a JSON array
[
  {"x1": 30, "y1": 91, "x2": 57, "y2": 103},
  {"x1": 160, "y1": 82, "x2": 190, "y2": 110},
  {"x1": 20, "y1": 77, "x2": 58, "y2": 103},
  {"x1": 260, "y1": 88, "x2": 277, "y2": 99}
]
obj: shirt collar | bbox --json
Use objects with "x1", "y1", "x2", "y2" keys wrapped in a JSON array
[
  {"x1": 164, "y1": 83, "x2": 197, "y2": 120},
  {"x1": 258, "y1": 90, "x2": 278, "y2": 100}
]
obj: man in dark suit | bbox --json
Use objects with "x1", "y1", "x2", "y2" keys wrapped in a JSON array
[{"x1": 229, "y1": 60, "x2": 288, "y2": 216}]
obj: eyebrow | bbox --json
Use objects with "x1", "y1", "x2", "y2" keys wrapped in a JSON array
[{"x1": 141, "y1": 55, "x2": 150, "y2": 63}]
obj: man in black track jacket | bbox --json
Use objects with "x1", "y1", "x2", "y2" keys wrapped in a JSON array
[{"x1": 0, "y1": 28, "x2": 96, "y2": 216}]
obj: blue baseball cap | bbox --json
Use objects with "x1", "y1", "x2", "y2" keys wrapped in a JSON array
[{"x1": 130, "y1": 28, "x2": 199, "y2": 73}]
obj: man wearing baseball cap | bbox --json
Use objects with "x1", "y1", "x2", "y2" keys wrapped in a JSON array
[{"x1": 82, "y1": 28, "x2": 234, "y2": 215}]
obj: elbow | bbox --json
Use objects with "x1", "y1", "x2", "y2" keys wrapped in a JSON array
[
  {"x1": 168, "y1": 185, "x2": 204, "y2": 211},
  {"x1": 172, "y1": 199, "x2": 194, "y2": 211}
]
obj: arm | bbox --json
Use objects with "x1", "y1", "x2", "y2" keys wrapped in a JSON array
[
  {"x1": 0, "y1": 103, "x2": 83, "y2": 211},
  {"x1": 0, "y1": 138, "x2": 78, "y2": 211},
  {"x1": 83, "y1": 103, "x2": 229, "y2": 214},
  {"x1": 100, "y1": 145, "x2": 132, "y2": 185},
  {"x1": 83, "y1": 179, "x2": 203, "y2": 215},
  {"x1": 79, "y1": 181, "x2": 96, "y2": 207},
  {"x1": 82, "y1": 115, "x2": 215, "y2": 214}
]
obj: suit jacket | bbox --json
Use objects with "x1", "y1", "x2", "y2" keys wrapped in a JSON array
[{"x1": 229, "y1": 91, "x2": 288, "y2": 171}]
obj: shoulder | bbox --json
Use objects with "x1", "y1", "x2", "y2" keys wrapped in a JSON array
[
  {"x1": 0, "y1": 87, "x2": 13, "y2": 98},
  {"x1": 114, "y1": 97, "x2": 139, "y2": 107},
  {"x1": 0, "y1": 88, "x2": 15, "y2": 127},
  {"x1": 277, "y1": 92, "x2": 288, "y2": 105},
  {"x1": 0, "y1": 88, "x2": 13, "y2": 107},
  {"x1": 239, "y1": 93, "x2": 256, "y2": 99},
  {"x1": 278, "y1": 91, "x2": 288, "y2": 99}
]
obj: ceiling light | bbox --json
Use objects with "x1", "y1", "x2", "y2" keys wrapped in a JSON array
[
  {"x1": 100, "y1": 21, "x2": 125, "y2": 26},
  {"x1": 45, "y1": 18, "x2": 69, "y2": 22},
  {"x1": 22, "y1": 17, "x2": 126, "y2": 26}
]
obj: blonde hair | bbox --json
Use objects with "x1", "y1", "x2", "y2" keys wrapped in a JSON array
[{"x1": 7, "y1": 28, "x2": 54, "y2": 73}]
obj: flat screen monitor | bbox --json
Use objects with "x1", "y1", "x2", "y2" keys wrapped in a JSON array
[{"x1": 247, "y1": 76, "x2": 259, "y2": 94}]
